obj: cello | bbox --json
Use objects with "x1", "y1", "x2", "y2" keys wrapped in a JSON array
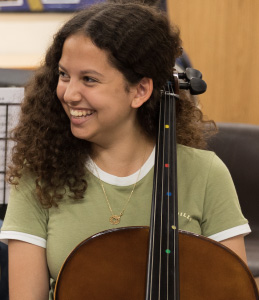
[{"x1": 54, "y1": 68, "x2": 259, "y2": 300}]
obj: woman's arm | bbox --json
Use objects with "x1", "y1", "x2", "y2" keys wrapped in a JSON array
[
  {"x1": 8, "y1": 240, "x2": 49, "y2": 300},
  {"x1": 220, "y1": 235, "x2": 248, "y2": 264}
]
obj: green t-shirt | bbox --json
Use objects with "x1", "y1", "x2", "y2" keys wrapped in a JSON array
[{"x1": 0, "y1": 145, "x2": 250, "y2": 297}]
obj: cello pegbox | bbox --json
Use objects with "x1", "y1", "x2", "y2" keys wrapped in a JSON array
[{"x1": 178, "y1": 67, "x2": 207, "y2": 95}]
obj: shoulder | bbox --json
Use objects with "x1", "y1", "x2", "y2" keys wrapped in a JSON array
[
  {"x1": 7, "y1": 169, "x2": 44, "y2": 208},
  {"x1": 177, "y1": 144, "x2": 235, "y2": 196},
  {"x1": 177, "y1": 144, "x2": 226, "y2": 175},
  {"x1": 10, "y1": 168, "x2": 36, "y2": 190},
  {"x1": 3, "y1": 169, "x2": 48, "y2": 233},
  {"x1": 176, "y1": 145, "x2": 249, "y2": 240},
  {"x1": 177, "y1": 144, "x2": 214, "y2": 160}
]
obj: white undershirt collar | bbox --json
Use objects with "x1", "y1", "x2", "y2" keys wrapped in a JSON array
[{"x1": 87, "y1": 147, "x2": 155, "y2": 186}]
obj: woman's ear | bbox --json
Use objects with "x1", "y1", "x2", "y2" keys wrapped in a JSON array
[{"x1": 131, "y1": 77, "x2": 153, "y2": 108}]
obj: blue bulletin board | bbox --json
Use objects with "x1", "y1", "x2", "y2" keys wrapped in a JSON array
[
  {"x1": 0, "y1": 0, "x2": 167, "y2": 12},
  {"x1": 0, "y1": 0, "x2": 103, "y2": 12}
]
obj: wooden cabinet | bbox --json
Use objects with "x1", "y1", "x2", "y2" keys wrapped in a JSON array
[{"x1": 168, "y1": 0, "x2": 259, "y2": 125}]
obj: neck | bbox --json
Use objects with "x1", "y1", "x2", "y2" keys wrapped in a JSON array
[{"x1": 91, "y1": 132, "x2": 155, "y2": 177}]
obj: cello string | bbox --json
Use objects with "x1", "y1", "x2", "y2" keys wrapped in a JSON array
[
  {"x1": 166, "y1": 80, "x2": 178, "y2": 299},
  {"x1": 161, "y1": 82, "x2": 171, "y2": 299},
  {"x1": 157, "y1": 84, "x2": 167, "y2": 299},
  {"x1": 159, "y1": 82, "x2": 172, "y2": 300},
  {"x1": 164, "y1": 83, "x2": 170, "y2": 299},
  {"x1": 147, "y1": 85, "x2": 164, "y2": 300},
  {"x1": 167, "y1": 81, "x2": 171, "y2": 300},
  {"x1": 171, "y1": 79, "x2": 175, "y2": 299},
  {"x1": 158, "y1": 84, "x2": 167, "y2": 300},
  {"x1": 173, "y1": 82, "x2": 177, "y2": 299},
  {"x1": 156, "y1": 85, "x2": 165, "y2": 300},
  {"x1": 147, "y1": 83, "x2": 176, "y2": 300},
  {"x1": 172, "y1": 74, "x2": 180, "y2": 300},
  {"x1": 156, "y1": 85, "x2": 165, "y2": 299}
]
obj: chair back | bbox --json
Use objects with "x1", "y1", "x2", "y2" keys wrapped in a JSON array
[{"x1": 208, "y1": 122, "x2": 259, "y2": 276}]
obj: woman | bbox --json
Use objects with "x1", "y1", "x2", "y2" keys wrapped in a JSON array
[{"x1": 0, "y1": 2, "x2": 250, "y2": 299}]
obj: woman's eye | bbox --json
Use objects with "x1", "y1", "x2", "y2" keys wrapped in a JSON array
[
  {"x1": 84, "y1": 76, "x2": 97, "y2": 83},
  {"x1": 58, "y1": 70, "x2": 68, "y2": 78}
]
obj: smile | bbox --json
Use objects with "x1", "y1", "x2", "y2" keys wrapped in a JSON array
[{"x1": 70, "y1": 108, "x2": 95, "y2": 118}]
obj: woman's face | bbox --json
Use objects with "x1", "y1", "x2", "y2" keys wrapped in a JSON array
[{"x1": 56, "y1": 34, "x2": 141, "y2": 147}]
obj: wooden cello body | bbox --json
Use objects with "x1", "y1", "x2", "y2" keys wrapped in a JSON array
[
  {"x1": 54, "y1": 70, "x2": 259, "y2": 299},
  {"x1": 54, "y1": 227, "x2": 259, "y2": 300}
]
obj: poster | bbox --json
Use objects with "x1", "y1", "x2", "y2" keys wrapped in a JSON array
[
  {"x1": 0, "y1": 88, "x2": 23, "y2": 204},
  {"x1": 0, "y1": 0, "x2": 99, "y2": 11},
  {"x1": 0, "y1": 0, "x2": 166, "y2": 12}
]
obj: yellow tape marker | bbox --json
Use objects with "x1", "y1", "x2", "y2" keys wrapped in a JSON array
[
  {"x1": 165, "y1": 125, "x2": 169, "y2": 128},
  {"x1": 27, "y1": 0, "x2": 43, "y2": 11}
]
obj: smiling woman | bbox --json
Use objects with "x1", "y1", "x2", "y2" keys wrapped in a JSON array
[
  {"x1": 0, "y1": 2, "x2": 252, "y2": 300},
  {"x1": 56, "y1": 34, "x2": 151, "y2": 146}
]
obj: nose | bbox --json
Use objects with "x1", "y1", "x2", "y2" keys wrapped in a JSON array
[{"x1": 63, "y1": 79, "x2": 82, "y2": 104}]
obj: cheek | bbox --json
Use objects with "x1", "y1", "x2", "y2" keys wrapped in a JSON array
[
  {"x1": 56, "y1": 84, "x2": 69, "y2": 117},
  {"x1": 56, "y1": 82, "x2": 65, "y2": 103}
]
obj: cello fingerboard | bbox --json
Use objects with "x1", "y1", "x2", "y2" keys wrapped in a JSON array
[{"x1": 145, "y1": 79, "x2": 180, "y2": 300}]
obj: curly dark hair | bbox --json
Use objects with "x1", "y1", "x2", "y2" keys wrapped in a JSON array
[{"x1": 8, "y1": 2, "x2": 215, "y2": 207}]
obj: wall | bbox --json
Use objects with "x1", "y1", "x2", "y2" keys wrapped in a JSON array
[
  {"x1": 167, "y1": 0, "x2": 259, "y2": 125},
  {"x1": 0, "y1": 13, "x2": 71, "y2": 69},
  {"x1": 1, "y1": 3, "x2": 259, "y2": 124}
]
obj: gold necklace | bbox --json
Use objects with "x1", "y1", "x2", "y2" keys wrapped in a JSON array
[{"x1": 92, "y1": 155, "x2": 145, "y2": 225}]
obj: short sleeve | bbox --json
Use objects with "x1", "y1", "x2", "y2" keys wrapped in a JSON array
[
  {"x1": 0, "y1": 172, "x2": 48, "y2": 246},
  {"x1": 201, "y1": 154, "x2": 249, "y2": 239}
]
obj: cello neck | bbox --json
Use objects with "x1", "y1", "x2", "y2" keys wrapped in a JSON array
[{"x1": 145, "y1": 75, "x2": 180, "y2": 300}]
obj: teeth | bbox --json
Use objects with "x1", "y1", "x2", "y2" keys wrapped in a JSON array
[{"x1": 70, "y1": 109, "x2": 94, "y2": 117}]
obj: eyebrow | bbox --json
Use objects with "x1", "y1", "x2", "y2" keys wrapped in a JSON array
[{"x1": 58, "y1": 63, "x2": 104, "y2": 78}]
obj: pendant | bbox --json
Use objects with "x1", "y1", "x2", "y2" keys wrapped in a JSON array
[{"x1": 109, "y1": 215, "x2": 121, "y2": 225}]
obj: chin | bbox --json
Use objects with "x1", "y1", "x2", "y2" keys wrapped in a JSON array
[{"x1": 70, "y1": 127, "x2": 90, "y2": 141}]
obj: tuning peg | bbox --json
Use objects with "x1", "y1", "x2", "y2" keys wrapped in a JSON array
[
  {"x1": 178, "y1": 68, "x2": 203, "y2": 80},
  {"x1": 180, "y1": 78, "x2": 207, "y2": 95},
  {"x1": 186, "y1": 68, "x2": 203, "y2": 80}
]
